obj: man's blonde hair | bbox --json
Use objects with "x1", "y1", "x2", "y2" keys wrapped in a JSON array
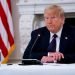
[{"x1": 44, "y1": 5, "x2": 65, "y2": 17}]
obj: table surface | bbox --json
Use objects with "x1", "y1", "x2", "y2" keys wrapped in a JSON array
[{"x1": 0, "y1": 63, "x2": 75, "y2": 75}]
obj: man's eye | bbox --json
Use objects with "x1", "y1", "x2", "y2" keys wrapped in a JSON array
[
  {"x1": 45, "y1": 17, "x2": 49, "y2": 19},
  {"x1": 44, "y1": 17, "x2": 56, "y2": 19}
]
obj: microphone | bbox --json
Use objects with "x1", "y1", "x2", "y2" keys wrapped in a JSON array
[
  {"x1": 31, "y1": 34, "x2": 40, "y2": 51},
  {"x1": 8, "y1": 58, "x2": 43, "y2": 65},
  {"x1": 29, "y1": 34, "x2": 40, "y2": 58},
  {"x1": 21, "y1": 34, "x2": 42, "y2": 65},
  {"x1": 29, "y1": 34, "x2": 41, "y2": 58}
]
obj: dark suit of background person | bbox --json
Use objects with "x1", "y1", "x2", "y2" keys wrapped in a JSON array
[{"x1": 23, "y1": 5, "x2": 75, "y2": 63}]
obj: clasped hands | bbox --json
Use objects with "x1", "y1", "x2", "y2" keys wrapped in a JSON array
[{"x1": 41, "y1": 52, "x2": 64, "y2": 63}]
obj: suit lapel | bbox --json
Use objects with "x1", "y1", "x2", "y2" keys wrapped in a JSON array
[{"x1": 59, "y1": 26, "x2": 70, "y2": 53}]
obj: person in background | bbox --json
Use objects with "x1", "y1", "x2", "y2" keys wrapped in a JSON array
[{"x1": 23, "y1": 5, "x2": 75, "y2": 63}]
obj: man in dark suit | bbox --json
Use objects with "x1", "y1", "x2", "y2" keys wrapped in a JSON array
[{"x1": 23, "y1": 5, "x2": 75, "y2": 63}]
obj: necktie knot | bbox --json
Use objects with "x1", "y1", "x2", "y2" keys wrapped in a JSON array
[{"x1": 53, "y1": 34, "x2": 57, "y2": 38}]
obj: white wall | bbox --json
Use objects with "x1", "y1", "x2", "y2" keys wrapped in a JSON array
[{"x1": 8, "y1": 0, "x2": 22, "y2": 63}]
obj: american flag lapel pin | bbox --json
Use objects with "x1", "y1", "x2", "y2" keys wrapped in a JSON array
[{"x1": 65, "y1": 37, "x2": 68, "y2": 40}]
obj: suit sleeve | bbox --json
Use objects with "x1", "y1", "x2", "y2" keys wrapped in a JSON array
[
  {"x1": 58, "y1": 53, "x2": 75, "y2": 63},
  {"x1": 59, "y1": 28, "x2": 75, "y2": 64}
]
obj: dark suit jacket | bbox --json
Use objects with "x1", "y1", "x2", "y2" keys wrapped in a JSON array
[{"x1": 23, "y1": 24, "x2": 75, "y2": 63}]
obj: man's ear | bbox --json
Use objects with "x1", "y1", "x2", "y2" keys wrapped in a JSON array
[{"x1": 62, "y1": 17, "x2": 65, "y2": 25}]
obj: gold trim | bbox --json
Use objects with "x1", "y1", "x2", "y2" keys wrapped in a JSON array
[{"x1": 2, "y1": 44, "x2": 16, "y2": 64}]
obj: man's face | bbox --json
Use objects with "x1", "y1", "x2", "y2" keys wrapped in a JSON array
[{"x1": 44, "y1": 9, "x2": 65, "y2": 33}]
